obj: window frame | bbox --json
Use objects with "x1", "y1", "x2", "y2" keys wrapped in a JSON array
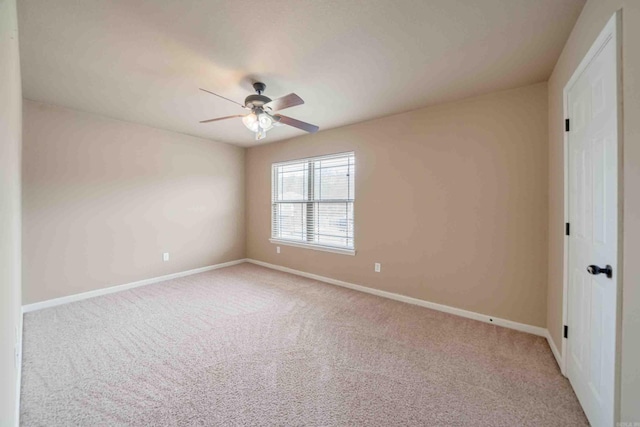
[{"x1": 270, "y1": 152, "x2": 356, "y2": 256}]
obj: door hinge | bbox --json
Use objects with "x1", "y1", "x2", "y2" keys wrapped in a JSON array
[
  {"x1": 564, "y1": 325, "x2": 569, "y2": 339},
  {"x1": 565, "y1": 222, "x2": 570, "y2": 236},
  {"x1": 565, "y1": 118, "x2": 570, "y2": 132}
]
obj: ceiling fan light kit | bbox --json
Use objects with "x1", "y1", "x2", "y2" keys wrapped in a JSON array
[
  {"x1": 199, "y1": 82, "x2": 319, "y2": 141},
  {"x1": 242, "y1": 112, "x2": 273, "y2": 140}
]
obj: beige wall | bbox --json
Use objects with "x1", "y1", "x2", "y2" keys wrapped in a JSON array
[
  {"x1": 22, "y1": 100, "x2": 245, "y2": 304},
  {"x1": 547, "y1": 0, "x2": 640, "y2": 422},
  {"x1": 0, "y1": 0, "x2": 22, "y2": 424},
  {"x1": 247, "y1": 83, "x2": 549, "y2": 327}
]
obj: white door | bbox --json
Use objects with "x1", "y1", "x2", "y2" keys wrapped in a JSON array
[{"x1": 566, "y1": 14, "x2": 619, "y2": 427}]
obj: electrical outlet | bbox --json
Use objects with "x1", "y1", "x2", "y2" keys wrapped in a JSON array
[
  {"x1": 374, "y1": 263, "x2": 381, "y2": 273},
  {"x1": 276, "y1": 246, "x2": 281, "y2": 254},
  {"x1": 163, "y1": 252, "x2": 169, "y2": 262}
]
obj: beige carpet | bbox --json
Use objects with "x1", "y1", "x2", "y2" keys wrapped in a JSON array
[{"x1": 21, "y1": 263, "x2": 587, "y2": 426}]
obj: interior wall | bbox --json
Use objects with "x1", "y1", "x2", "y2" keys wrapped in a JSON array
[
  {"x1": 22, "y1": 100, "x2": 245, "y2": 304},
  {"x1": 0, "y1": 0, "x2": 23, "y2": 424},
  {"x1": 547, "y1": 0, "x2": 640, "y2": 422},
  {"x1": 246, "y1": 83, "x2": 549, "y2": 328}
]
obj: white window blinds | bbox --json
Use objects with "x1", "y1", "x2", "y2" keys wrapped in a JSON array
[{"x1": 272, "y1": 152, "x2": 355, "y2": 252}]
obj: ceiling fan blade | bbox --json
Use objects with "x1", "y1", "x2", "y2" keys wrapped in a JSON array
[
  {"x1": 264, "y1": 93, "x2": 304, "y2": 112},
  {"x1": 199, "y1": 88, "x2": 248, "y2": 109},
  {"x1": 274, "y1": 114, "x2": 319, "y2": 133},
  {"x1": 199, "y1": 115, "x2": 244, "y2": 123}
]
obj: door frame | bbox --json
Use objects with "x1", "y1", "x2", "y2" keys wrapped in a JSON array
[{"x1": 561, "y1": 9, "x2": 623, "y2": 423}]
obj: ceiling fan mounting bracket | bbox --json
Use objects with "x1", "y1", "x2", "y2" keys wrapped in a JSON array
[{"x1": 252, "y1": 81, "x2": 266, "y2": 95}]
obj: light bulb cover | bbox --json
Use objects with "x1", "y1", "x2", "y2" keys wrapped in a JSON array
[
  {"x1": 259, "y1": 113, "x2": 274, "y2": 130},
  {"x1": 242, "y1": 113, "x2": 259, "y2": 132}
]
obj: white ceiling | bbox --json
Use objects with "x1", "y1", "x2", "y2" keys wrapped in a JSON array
[{"x1": 18, "y1": 0, "x2": 585, "y2": 147}]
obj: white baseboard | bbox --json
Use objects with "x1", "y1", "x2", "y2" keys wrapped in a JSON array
[
  {"x1": 545, "y1": 330, "x2": 564, "y2": 373},
  {"x1": 22, "y1": 258, "x2": 248, "y2": 313},
  {"x1": 16, "y1": 309, "x2": 23, "y2": 426},
  {"x1": 21, "y1": 256, "x2": 553, "y2": 342},
  {"x1": 246, "y1": 259, "x2": 547, "y2": 337}
]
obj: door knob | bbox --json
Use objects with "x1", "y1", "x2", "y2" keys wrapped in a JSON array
[{"x1": 587, "y1": 265, "x2": 613, "y2": 279}]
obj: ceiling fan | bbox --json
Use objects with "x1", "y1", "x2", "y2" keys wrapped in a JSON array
[{"x1": 199, "y1": 82, "x2": 319, "y2": 140}]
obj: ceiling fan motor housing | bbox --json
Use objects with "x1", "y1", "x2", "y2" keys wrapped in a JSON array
[{"x1": 244, "y1": 94, "x2": 271, "y2": 109}]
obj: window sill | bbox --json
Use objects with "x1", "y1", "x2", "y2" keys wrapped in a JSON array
[{"x1": 269, "y1": 239, "x2": 356, "y2": 256}]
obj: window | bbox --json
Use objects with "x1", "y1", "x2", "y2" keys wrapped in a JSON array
[{"x1": 271, "y1": 152, "x2": 355, "y2": 255}]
